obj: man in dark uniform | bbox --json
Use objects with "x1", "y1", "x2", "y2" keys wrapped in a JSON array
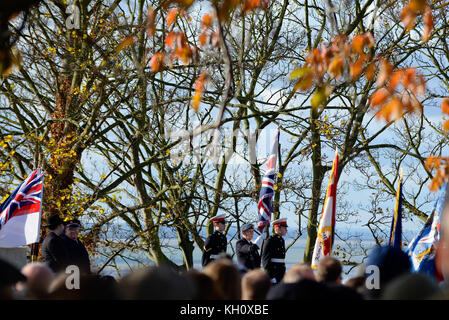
[
  {"x1": 202, "y1": 214, "x2": 228, "y2": 267},
  {"x1": 261, "y1": 218, "x2": 288, "y2": 284},
  {"x1": 41, "y1": 215, "x2": 69, "y2": 272},
  {"x1": 236, "y1": 223, "x2": 266, "y2": 271},
  {"x1": 61, "y1": 219, "x2": 91, "y2": 274}
]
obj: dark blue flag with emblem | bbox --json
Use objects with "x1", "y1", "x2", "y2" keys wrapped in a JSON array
[{"x1": 407, "y1": 181, "x2": 448, "y2": 282}]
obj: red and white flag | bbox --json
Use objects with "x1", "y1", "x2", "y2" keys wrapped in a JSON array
[
  {"x1": 0, "y1": 169, "x2": 44, "y2": 248},
  {"x1": 311, "y1": 148, "x2": 339, "y2": 269}
]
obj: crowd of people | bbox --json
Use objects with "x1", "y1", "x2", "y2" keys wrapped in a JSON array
[{"x1": 0, "y1": 213, "x2": 448, "y2": 300}]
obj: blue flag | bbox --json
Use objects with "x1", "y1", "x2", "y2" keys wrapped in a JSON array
[
  {"x1": 407, "y1": 182, "x2": 448, "y2": 281},
  {"x1": 389, "y1": 177, "x2": 403, "y2": 248}
]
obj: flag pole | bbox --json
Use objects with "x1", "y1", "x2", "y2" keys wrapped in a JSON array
[{"x1": 31, "y1": 168, "x2": 44, "y2": 263}]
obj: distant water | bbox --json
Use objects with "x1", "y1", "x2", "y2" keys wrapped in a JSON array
[{"x1": 92, "y1": 235, "x2": 375, "y2": 280}]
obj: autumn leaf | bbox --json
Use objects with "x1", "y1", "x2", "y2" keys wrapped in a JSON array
[
  {"x1": 370, "y1": 88, "x2": 390, "y2": 107},
  {"x1": 400, "y1": 0, "x2": 429, "y2": 31},
  {"x1": 201, "y1": 13, "x2": 214, "y2": 30},
  {"x1": 172, "y1": 45, "x2": 193, "y2": 64},
  {"x1": 328, "y1": 56, "x2": 343, "y2": 79},
  {"x1": 366, "y1": 61, "x2": 376, "y2": 81},
  {"x1": 149, "y1": 52, "x2": 165, "y2": 72},
  {"x1": 311, "y1": 85, "x2": 331, "y2": 109},
  {"x1": 441, "y1": 98, "x2": 449, "y2": 115},
  {"x1": 293, "y1": 73, "x2": 314, "y2": 91},
  {"x1": 191, "y1": 72, "x2": 207, "y2": 112},
  {"x1": 165, "y1": 31, "x2": 178, "y2": 48},
  {"x1": 166, "y1": 8, "x2": 178, "y2": 27},
  {"x1": 115, "y1": 37, "x2": 135, "y2": 53},
  {"x1": 290, "y1": 66, "x2": 312, "y2": 81},
  {"x1": 408, "y1": 0, "x2": 427, "y2": 12},
  {"x1": 425, "y1": 156, "x2": 449, "y2": 191},
  {"x1": 377, "y1": 97, "x2": 403, "y2": 121},
  {"x1": 443, "y1": 120, "x2": 449, "y2": 132},
  {"x1": 350, "y1": 58, "x2": 364, "y2": 80},
  {"x1": 217, "y1": 0, "x2": 240, "y2": 21},
  {"x1": 376, "y1": 59, "x2": 394, "y2": 86},
  {"x1": 199, "y1": 31, "x2": 208, "y2": 47},
  {"x1": 351, "y1": 34, "x2": 366, "y2": 55},
  {"x1": 389, "y1": 71, "x2": 403, "y2": 90},
  {"x1": 422, "y1": 8, "x2": 433, "y2": 42},
  {"x1": 147, "y1": 7, "x2": 156, "y2": 36}
]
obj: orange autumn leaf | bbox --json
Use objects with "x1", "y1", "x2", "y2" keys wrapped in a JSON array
[
  {"x1": 408, "y1": 0, "x2": 427, "y2": 12},
  {"x1": 351, "y1": 34, "x2": 366, "y2": 55},
  {"x1": 376, "y1": 59, "x2": 394, "y2": 86},
  {"x1": 422, "y1": 8, "x2": 433, "y2": 42},
  {"x1": 400, "y1": 0, "x2": 429, "y2": 31},
  {"x1": 350, "y1": 58, "x2": 364, "y2": 80},
  {"x1": 370, "y1": 88, "x2": 390, "y2": 107},
  {"x1": 242, "y1": 0, "x2": 262, "y2": 13},
  {"x1": 378, "y1": 97, "x2": 403, "y2": 121},
  {"x1": 293, "y1": 73, "x2": 314, "y2": 91},
  {"x1": 425, "y1": 156, "x2": 449, "y2": 191},
  {"x1": 328, "y1": 56, "x2": 343, "y2": 78},
  {"x1": 441, "y1": 98, "x2": 449, "y2": 114},
  {"x1": 402, "y1": 68, "x2": 416, "y2": 88},
  {"x1": 147, "y1": 7, "x2": 156, "y2": 36},
  {"x1": 444, "y1": 120, "x2": 449, "y2": 132},
  {"x1": 201, "y1": 13, "x2": 214, "y2": 30},
  {"x1": 165, "y1": 31, "x2": 178, "y2": 48},
  {"x1": 191, "y1": 72, "x2": 207, "y2": 112},
  {"x1": 172, "y1": 45, "x2": 193, "y2": 64},
  {"x1": 149, "y1": 52, "x2": 165, "y2": 72},
  {"x1": 366, "y1": 61, "x2": 376, "y2": 81},
  {"x1": 389, "y1": 71, "x2": 403, "y2": 90},
  {"x1": 115, "y1": 37, "x2": 135, "y2": 53},
  {"x1": 166, "y1": 8, "x2": 178, "y2": 27},
  {"x1": 198, "y1": 31, "x2": 208, "y2": 47}
]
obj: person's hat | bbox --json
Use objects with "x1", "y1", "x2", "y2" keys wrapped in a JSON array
[
  {"x1": 242, "y1": 223, "x2": 254, "y2": 232},
  {"x1": 65, "y1": 219, "x2": 81, "y2": 228},
  {"x1": 210, "y1": 214, "x2": 226, "y2": 223},
  {"x1": 0, "y1": 258, "x2": 26, "y2": 285},
  {"x1": 272, "y1": 218, "x2": 288, "y2": 227},
  {"x1": 44, "y1": 215, "x2": 64, "y2": 228}
]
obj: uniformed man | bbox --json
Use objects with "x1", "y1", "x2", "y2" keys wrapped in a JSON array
[
  {"x1": 236, "y1": 223, "x2": 266, "y2": 271},
  {"x1": 61, "y1": 219, "x2": 91, "y2": 274},
  {"x1": 261, "y1": 218, "x2": 288, "y2": 284},
  {"x1": 202, "y1": 214, "x2": 228, "y2": 267}
]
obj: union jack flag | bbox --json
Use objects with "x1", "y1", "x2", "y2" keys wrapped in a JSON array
[
  {"x1": 0, "y1": 169, "x2": 44, "y2": 247},
  {"x1": 257, "y1": 128, "x2": 280, "y2": 232}
]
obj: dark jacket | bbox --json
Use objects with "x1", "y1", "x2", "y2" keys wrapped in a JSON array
[
  {"x1": 41, "y1": 231, "x2": 70, "y2": 272},
  {"x1": 201, "y1": 230, "x2": 227, "y2": 267},
  {"x1": 61, "y1": 234, "x2": 91, "y2": 274},
  {"x1": 236, "y1": 238, "x2": 261, "y2": 270},
  {"x1": 261, "y1": 234, "x2": 286, "y2": 283}
]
